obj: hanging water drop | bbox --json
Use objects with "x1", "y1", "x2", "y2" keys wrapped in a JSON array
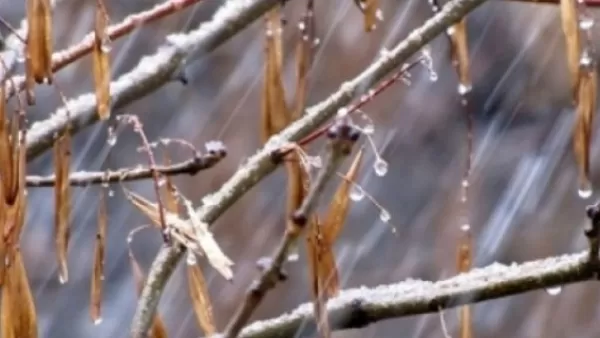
[
  {"x1": 580, "y1": 17, "x2": 594, "y2": 30},
  {"x1": 58, "y1": 274, "x2": 67, "y2": 285},
  {"x1": 578, "y1": 186, "x2": 593, "y2": 199},
  {"x1": 546, "y1": 286, "x2": 562, "y2": 296},
  {"x1": 100, "y1": 36, "x2": 112, "y2": 53},
  {"x1": 186, "y1": 252, "x2": 197, "y2": 266},
  {"x1": 373, "y1": 157, "x2": 388, "y2": 177},
  {"x1": 461, "y1": 223, "x2": 470, "y2": 232},
  {"x1": 458, "y1": 83, "x2": 472, "y2": 96},
  {"x1": 429, "y1": 71, "x2": 438, "y2": 82},
  {"x1": 350, "y1": 184, "x2": 365, "y2": 201},
  {"x1": 379, "y1": 209, "x2": 391, "y2": 223},
  {"x1": 108, "y1": 189, "x2": 114, "y2": 197},
  {"x1": 106, "y1": 127, "x2": 117, "y2": 146},
  {"x1": 94, "y1": 318, "x2": 103, "y2": 325},
  {"x1": 287, "y1": 251, "x2": 299, "y2": 262}
]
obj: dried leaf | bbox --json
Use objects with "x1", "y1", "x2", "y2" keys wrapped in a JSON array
[
  {"x1": 260, "y1": 7, "x2": 290, "y2": 144},
  {"x1": 323, "y1": 149, "x2": 364, "y2": 243},
  {"x1": 25, "y1": 0, "x2": 53, "y2": 87},
  {"x1": 560, "y1": 0, "x2": 581, "y2": 100},
  {"x1": 362, "y1": 0, "x2": 379, "y2": 32},
  {"x1": 1, "y1": 249, "x2": 38, "y2": 338},
  {"x1": 305, "y1": 216, "x2": 331, "y2": 338},
  {"x1": 161, "y1": 153, "x2": 180, "y2": 216},
  {"x1": 457, "y1": 237, "x2": 472, "y2": 338},
  {"x1": 128, "y1": 249, "x2": 169, "y2": 338},
  {"x1": 90, "y1": 189, "x2": 107, "y2": 324},
  {"x1": 292, "y1": 0, "x2": 315, "y2": 119},
  {"x1": 187, "y1": 264, "x2": 216, "y2": 335},
  {"x1": 54, "y1": 131, "x2": 71, "y2": 284},
  {"x1": 93, "y1": 0, "x2": 111, "y2": 120},
  {"x1": 574, "y1": 68, "x2": 597, "y2": 193},
  {"x1": 448, "y1": 18, "x2": 471, "y2": 91}
]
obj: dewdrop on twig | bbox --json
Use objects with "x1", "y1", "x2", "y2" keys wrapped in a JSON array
[
  {"x1": 186, "y1": 252, "x2": 197, "y2": 266},
  {"x1": 546, "y1": 286, "x2": 562, "y2": 296},
  {"x1": 379, "y1": 209, "x2": 391, "y2": 223},
  {"x1": 373, "y1": 157, "x2": 388, "y2": 177},
  {"x1": 350, "y1": 184, "x2": 365, "y2": 201}
]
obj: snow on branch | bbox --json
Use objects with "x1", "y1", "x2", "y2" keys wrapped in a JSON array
[
  {"x1": 25, "y1": 0, "x2": 285, "y2": 161},
  {"x1": 133, "y1": 0, "x2": 491, "y2": 336},
  {"x1": 234, "y1": 251, "x2": 594, "y2": 338}
]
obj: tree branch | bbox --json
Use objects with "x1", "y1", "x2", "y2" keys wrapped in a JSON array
[
  {"x1": 25, "y1": 152, "x2": 223, "y2": 187},
  {"x1": 132, "y1": 0, "x2": 490, "y2": 336},
  {"x1": 25, "y1": 0, "x2": 285, "y2": 162},
  {"x1": 230, "y1": 251, "x2": 598, "y2": 338},
  {"x1": 5, "y1": 0, "x2": 204, "y2": 98}
]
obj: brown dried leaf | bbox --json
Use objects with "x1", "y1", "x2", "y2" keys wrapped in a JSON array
[
  {"x1": 448, "y1": 18, "x2": 471, "y2": 91},
  {"x1": 93, "y1": 0, "x2": 111, "y2": 120},
  {"x1": 1, "y1": 249, "x2": 38, "y2": 338},
  {"x1": 25, "y1": 0, "x2": 53, "y2": 86},
  {"x1": 292, "y1": 0, "x2": 315, "y2": 119},
  {"x1": 124, "y1": 190, "x2": 163, "y2": 229},
  {"x1": 323, "y1": 149, "x2": 364, "y2": 243},
  {"x1": 161, "y1": 153, "x2": 180, "y2": 216},
  {"x1": 457, "y1": 238, "x2": 472, "y2": 338},
  {"x1": 54, "y1": 131, "x2": 71, "y2": 284},
  {"x1": 362, "y1": 0, "x2": 379, "y2": 32},
  {"x1": 305, "y1": 216, "x2": 331, "y2": 338},
  {"x1": 574, "y1": 67, "x2": 597, "y2": 193},
  {"x1": 187, "y1": 264, "x2": 216, "y2": 335},
  {"x1": 560, "y1": 0, "x2": 581, "y2": 100},
  {"x1": 90, "y1": 189, "x2": 107, "y2": 324},
  {"x1": 260, "y1": 7, "x2": 290, "y2": 144},
  {"x1": 128, "y1": 249, "x2": 169, "y2": 338}
]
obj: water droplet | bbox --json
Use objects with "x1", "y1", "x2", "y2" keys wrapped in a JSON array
[
  {"x1": 337, "y1": 107, "x2": 349, "y2": 118},
  {"x1": 379, "y1": 209, "x2": 391, "y2": 223},
  {"x1": 461, "y1": 179, "x2": 469, "y2": 188},
  {"x1": 287, "y1": 252, "x2": 299, "y2": 262},
  {"x1": 446, "y1": 26, "x2": 456, "y2": 35},
  {"x1": 107, "y1": 127, "x2": 117, "y2": 146},
  {"x1": 581, "y1": 50, "x2": 593, "y2": 67},
  {"x1": 580, "y1": 18, "x2": 594, "y2": 30},
  {"x1": 375, "y1": 9, "x2": 384, "y2": 21},
  {"x1": 298, "y1": 22, "x2": 306, "y2": 31},
  {"x1": 58, "y1": 274, "x2": 67, "y2": 285},
  {"x1": 186, "y1": 252, "x2": 197, "y2": 266},
  {"x1": 157, "y1": 177, "x2": 166, "y2": 187},
  {"x1": 108, "y1": 189, "x2": 114, "y2": 197},
  {"x1": 363, "y1": 124, "x2": 374, "y2": 134},
  {"x1": 429, "y1": 71, "x2": 438, "y2": 82},
  {"x1": 579, "y1": 186, "x2": 593, "y2": 199},
  {"x1": 458, "y1": 83, "x2": 472, "y2": 95},
  {"x1": 94, "y1": 318, "x2": 103, "y2": 325},
  {"x1": 313, "y1": 38, "x2": 321, "y2": 47},
  {"x1": 309, "y1": 156, "x2": 322, "y2": 168},
  {"x1": 350, "y1": 185, "x2": 365, "y2": 201},
  {"x1": 461, "y1": 223, "x2": 470, "y2": 232},
  {"x1": 101, "y1": 181, "x2": 109, "y2": 188},
  {"x1": 373, "y1": 158, "x2": 388, "y2": 177},
  {"x1": 546, "y1": 286, "x2": 562, "y2": 296},
  {"x1": 100, "y1": 36, "x2": 112, "y2": 53}
]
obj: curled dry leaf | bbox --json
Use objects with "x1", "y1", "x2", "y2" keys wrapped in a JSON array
[
  {"x1": 54, "y1": 130, "x2": 71, "y2": 284},
  {"x1": 25, "y1": 0, "x2": 53, "y2": 103},
  {"x1": 574, "y1": 67, "x2": 597, "y2": 194},
  {"x1": 124, "y1": 190, "x2": 234, "y2": 280},
  {"x1": 93, "y1": 0, "x2": 111, "y2": 120},
  {"x1": 447, "y1": 18, "x2": 471, "y2": 91},
  {"x1": 560, "y1": 0, "x2": 581, "y2": 101},
  {"x1": 305, "y1": 216, "x2": 331, "y2": 338},
  {"x1": 187, "y1": 264, "x2": 216, "y2": 335},
  {"x1": 90, "y1": 189, "x2": 107, "y2": 324},
  {"x1": 128, "y1": 248, "x2": 168, "y2": 338},
  {"x1": 1, "y1": 249, "x2": 38, "y2": 338}
]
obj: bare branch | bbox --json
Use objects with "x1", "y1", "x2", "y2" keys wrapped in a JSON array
[
  {"x1": 223, "y1": 123, "x2": 358, "y2": 338},
  {"x1": 5, "y1": 0, "x2": 204, "y2": 98},
  {"x1": 133, "y1": 0, "x2": 490, "y2": 336},
  {"x1": 233, "y1": 251, "x2": 597, "y2": 338},
  {"x1": 26, "y1": 152, "x2": 224, "y2": 187},
  {"x1": 25, "y1": 0, "x2": 286, "y2": 161}
]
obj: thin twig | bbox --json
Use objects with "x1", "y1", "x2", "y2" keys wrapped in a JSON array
[
  {"x1": 222, "y1": 121, "x2": 358, "y2": 338},
  {"x1": 5, "y1": 0, "x2": 204, "y2": 98},
  {"x1": 26, "y1": 153, "x2": 224, "y2": 187},
  {"x1": 229, "y1": 251, "x2": 599, "y2": 338},
  {"x1": 505, "y1": 0, "x2": 600, "y2": 6},
  {"x1": 133, "y1": 0, "x2": 490, "y2": 336}
]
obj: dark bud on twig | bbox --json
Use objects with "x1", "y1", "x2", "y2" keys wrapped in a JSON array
[
  {"x1": 585, "y1": 203, "x2": 600, "y2": 238},
  {"x1": 205, "y1": 140, "x2": 227, "y2": 158},
  {"x1": 256, "y1": 257, "x2": 287, "y2": 281},
  {"x1": 290, "y1": 210, "x2": 308, "y2": 227},
  {"x1": 269, "y1": 148, "x2": 285, "y2": 164},
  {"x1": 327, "y1": 118, "x2": 360, "y2": 154}
]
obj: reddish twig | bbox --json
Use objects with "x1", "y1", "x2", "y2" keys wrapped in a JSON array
[
  {"x1": 26, "y1": 153, "x2": 224, "y2": 187},
  {"x1": 5, "y1": 0, "x2": 203, "y2": 97}
]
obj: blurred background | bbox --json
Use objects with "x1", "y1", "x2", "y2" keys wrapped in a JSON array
[{"x1": 1, "y1": 0, "x2": 599, "y2": 337}]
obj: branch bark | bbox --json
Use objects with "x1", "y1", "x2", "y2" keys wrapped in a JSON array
[
  {"x1": 132, "y1": 0, "x2": 490, "y2": 336},
  {"x1": 230, "y1": 251, "x2": 597, "y2": 338}
]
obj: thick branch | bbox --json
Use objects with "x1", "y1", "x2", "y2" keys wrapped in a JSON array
[
  {"x1": 25, "y1": 0, "x2": 284, "y2": 161},
  {"x1": 233, "y1": 251, "x2": 597, "y2": 338},
  {"x1": 26, "y1": 153, "x2": 223, "y2": 187},
  {"x1": 5, "y1": 0, "x2": 203, "y2": 98},
  {"x1": 134, "y1": 0, "x2": 489, "y2": 336}
]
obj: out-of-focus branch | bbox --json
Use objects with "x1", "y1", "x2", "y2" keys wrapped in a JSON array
[
  {"x1": 5, "y1": 0, "x2": 204, "y2": 98},
  {"x1": 505, "y1": 0, "x2": 600, "y2": 6},
  {"x1": 223, "y1": 125, "x2": 358, "y2": 338},
  {"x1": 231, "y1": 251, "x2": 597, "y2": 338},
  {"x1": 134, "y1": 0, "x2": 490, "y2": 337},
  {"x1": 25, "y1": 0, "x2": 285, "y2": 162},
  {"x1": 26, "y1": 152, "x2": 223, "y2": 187}
]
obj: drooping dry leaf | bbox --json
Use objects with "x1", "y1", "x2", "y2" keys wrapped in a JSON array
[
  {"x1": 260, "y1": 7, "x2": 290, "y2": 144},
  {"x1": 25, "y1": 0, "x2": 53, "y2": 103},
  {"x1": 128, "y1": 249, "x2": 168, "y2": 338},
  {"x1": 362, "y1": 0, "x2": 379, "y2": 32},
  {"x1": 560, "y1": 0, "x2": 581, "y2": 101},
  {"x1": 1, "y1": 249, "x2": 38, "y2": 338},
  {"x1": 292, "y1": 0, "x2": 315, "y2": 119},
  {"x1": 161, "y1": 153, "x2": 180, "y2": 216},
  {"x1": 448, "y1": 18, "x2": 471, "y2": 92},
  {"x1": 457, "y1": 237, "x2": 472, "y2": 338},
  {"x1": 574, "y1": 67, "x2": 597, "y2": 194},
  {"x1": 54, "y1": 130, "x2": 71, "y2": 284},
  {"x1": 93, "y1": 0, "x2": 111, "y2": 120},
  {"x1": 187, "y1": 264, "x2": 216, "y2": 335},
  {"x1": 305, "y1": 216, "x2": 331, "y2": 338},
  {"x1": 90, "y1": 189, "x2": 107, "y2": 324}
]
